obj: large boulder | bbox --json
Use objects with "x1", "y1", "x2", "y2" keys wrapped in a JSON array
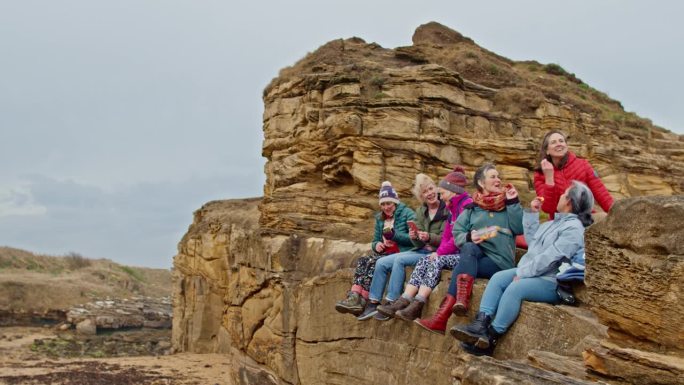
[
  {"x1": 583, "y1": 196, "x2": 684, "y2": 384},
  {"x1": 585, "y1": 196, "x2": 684, "y2": 349},
  {"x1": 76, "y1": 318, "x2": 96, "y2": 335}
]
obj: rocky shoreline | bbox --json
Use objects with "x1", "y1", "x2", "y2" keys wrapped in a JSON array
[
  {"x1": 0, "y1": 296, "x2": 173, "y2": 360},
  {"x1": 66, "y1": 296, "x2": 172, "y2": 334},
  {"x1": 31, "y1": 328, "x2": 172, "y2": 358}
]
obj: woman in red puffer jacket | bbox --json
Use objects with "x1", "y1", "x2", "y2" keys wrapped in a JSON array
[{"x1": 533, "y1": 130, "x2": 613, "y2": 219}]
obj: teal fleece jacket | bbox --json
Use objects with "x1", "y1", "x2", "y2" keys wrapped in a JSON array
[
  {"x1": 371, "y1": 202, "x2": 416, "y2": 253},
  {"x1": 452, "y1": 198, "x2": 524, "y2": 270}
]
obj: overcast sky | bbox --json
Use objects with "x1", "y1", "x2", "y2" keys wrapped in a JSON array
[{"x1": 0, "y1": 1, "x2": 682, "y2": 268}]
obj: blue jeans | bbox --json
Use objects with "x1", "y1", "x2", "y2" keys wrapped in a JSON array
[
  {"x1": 368, "y1": 249, "x2": 428, "y2": 302},
  {"x1": 446, "y1": 242, "x2": 500, "y2": 296},
  {"x1": 479, "y1": 268, "x2": 559, "y2": 333}
]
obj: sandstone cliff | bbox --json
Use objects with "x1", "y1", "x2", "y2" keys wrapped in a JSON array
[
  {"x1": 174, "y1": 198, "x2": 614, "y2": 385},
  {"x1": 261, "y1": 21, "x2": 683, "y2": 243},
  {"x1": 173, "y1": 22, "x2": 684, "y2": 385}
]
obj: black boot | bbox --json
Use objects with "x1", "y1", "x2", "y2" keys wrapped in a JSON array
[
  {"x1": 449, "y1": 311, "x2": 491, "y2": 345},
  {"x1": 475, "y1": 325, "x2": 503, "y2": 350},
  {"x1": 459, "y1": 341, "x2": 490, "y2": 356},
  {"x1": 459, "y1": 325, "x2": 503, "y2": 356}
]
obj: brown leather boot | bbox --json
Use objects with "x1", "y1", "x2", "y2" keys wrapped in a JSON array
[
  {"x1": 395, "y1": 299, "x2": 424, "y2": 321},
  {"x1": 415, "y1": 294, "x2": 457, "y2": 334},
  {"x1": 376, "y1": 297, "x2": 410, "y2": 318},
  {"x1": 452, "y1": 274, "x2": 474, "y2": 316}
]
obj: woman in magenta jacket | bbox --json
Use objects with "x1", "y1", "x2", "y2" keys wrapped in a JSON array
[{"x1": 533, "y1": 130, "x2": 613, "y2": 219}]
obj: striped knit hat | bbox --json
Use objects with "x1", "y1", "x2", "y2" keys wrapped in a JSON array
[
  {"x1": 378, "y1": 181, "x2": 400, "y2": 204},
  {"x1": 438, "y1": 165, "x2": 468, "y2": 194}
]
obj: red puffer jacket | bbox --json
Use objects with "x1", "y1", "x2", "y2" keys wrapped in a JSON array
[{"x1": 533, "y1": 151, "x2": 613, "y2": 219}]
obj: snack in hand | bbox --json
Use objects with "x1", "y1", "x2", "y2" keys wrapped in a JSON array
[
  {"x1": 407, "y1": 220, "x2": 419, "y2": 233},
  {"x1": 382, "y1": 226, "x2": 395, "y2": 240},
  {"x1": 474, "y1": 226, "x2": 500, "y2": 241}
]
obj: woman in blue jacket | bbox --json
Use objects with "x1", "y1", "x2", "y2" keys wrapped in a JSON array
[{"x1": 450, "y1": 180, "x2": 594, "y2": 356}]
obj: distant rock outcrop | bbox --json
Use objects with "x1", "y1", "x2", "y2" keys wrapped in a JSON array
[
  {"x1": 172, "y1": 22, "x2": 684, "y2": 385},
  {"x1": 67, "y1": 297, "x2": 172, "y2": 333}
]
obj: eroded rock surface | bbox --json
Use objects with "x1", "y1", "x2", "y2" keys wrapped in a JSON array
[
  {"x1": 173, "y1": 197, "x2": 612, "y2": 384},
  {"x1": 173, "y1": 22, "x2": 684, "y2": 385},
  {"x1": 584, "y1": 196, "x2": 684, "y2": 384},
  {"x1": 452, "y1": 354, "x2": 600, "y2": 385}
]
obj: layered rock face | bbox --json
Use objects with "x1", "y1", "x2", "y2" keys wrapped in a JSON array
[
  {"x1": 261, "y1": 22, "x2": 683, "y2": 242},
  {"x1": 173, "y1": 22, "x2": 684, "y2": 385},
  {"x1": 173, "y1": 198, "x2": 608, "y2": 385}
]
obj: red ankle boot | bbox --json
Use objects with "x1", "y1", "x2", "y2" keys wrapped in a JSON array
[
  {"x1": 452, "y1": 274, "x2": 474, "y2": 316},
  {"x1": 415, "y1": 294, "x2": 457, "y2": 335}
]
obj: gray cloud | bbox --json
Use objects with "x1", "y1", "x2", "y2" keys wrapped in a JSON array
[{"x1": 0, "y1": 173, "x2": 262, "y2": 268}]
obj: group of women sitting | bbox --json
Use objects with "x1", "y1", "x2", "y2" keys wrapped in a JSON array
[{"x1": 334, "y1": 130, "x2": 613, "y2": 356}]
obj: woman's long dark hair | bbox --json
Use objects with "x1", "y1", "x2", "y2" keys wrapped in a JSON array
[
  {"x1": 567, "y1": 181, "x2": 595, "y2": 227},
  {"x1": 535, "y1": 130, "x2": 569, "y2": 172}
]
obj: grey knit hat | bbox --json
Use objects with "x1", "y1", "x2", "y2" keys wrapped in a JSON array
[{"x1": 438, "y1": 165, "x2": 468, "y2": 194}]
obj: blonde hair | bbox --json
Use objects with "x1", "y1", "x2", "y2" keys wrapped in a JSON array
[{"x1": 412, "y1": 173, "x2": 436, "y2": 202}]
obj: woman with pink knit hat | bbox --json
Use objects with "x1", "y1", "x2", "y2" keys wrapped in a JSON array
[{"x1": 335, "y1": 181, "x2": 416, "y2": 316}]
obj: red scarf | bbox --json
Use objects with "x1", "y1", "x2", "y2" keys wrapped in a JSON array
[{"x1": 472, "y1": 191, "x2": 506, "y2": 212}]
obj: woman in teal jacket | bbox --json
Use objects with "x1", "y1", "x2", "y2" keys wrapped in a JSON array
[{"x1": 335, "y1": 181, "x2": 415, "y2": 316}]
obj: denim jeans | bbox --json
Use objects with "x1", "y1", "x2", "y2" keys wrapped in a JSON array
[
  {"x1": 368, "y1": 249, "x2": 429, "y2": 302},
  {"x1": 479, "y1": 268, "x2": 559, "y2": 333},
  {"x1": 446, "y1": 242, "x2": 500, "y2": 296}
]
